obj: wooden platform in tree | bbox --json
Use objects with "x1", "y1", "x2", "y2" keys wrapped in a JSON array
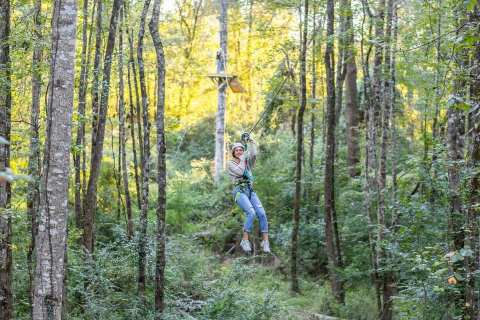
[{"x1": 207, "y1": 73, "x2": 246, "y2": 93}]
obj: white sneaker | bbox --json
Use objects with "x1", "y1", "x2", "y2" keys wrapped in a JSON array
[
  {"x1": 240, "y1": 239, "x2": 252, "y2": 252},
  {"x1": 261, "y1": 240, "x2": 271, "y2": 253}
]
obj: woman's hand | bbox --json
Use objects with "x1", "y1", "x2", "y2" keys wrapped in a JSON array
[
  {"x1": 241, "y1": 132, "x2": 255, "y2": 143},
  {"x1": 241, "y1": 132, "x2": 251, "y2": 143}
]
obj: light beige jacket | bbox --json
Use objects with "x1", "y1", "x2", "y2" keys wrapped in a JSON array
[{"x1": 226, "y1": 141, "x2": 257, "y2": 184}]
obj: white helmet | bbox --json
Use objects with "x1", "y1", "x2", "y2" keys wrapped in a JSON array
[{"x1": 231, "y1": 142, "x2": 244, "y2": 157}]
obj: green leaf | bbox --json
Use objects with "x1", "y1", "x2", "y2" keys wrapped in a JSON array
[
  {"x1": 467, "y1": 0, "x2": 478, "y2": 11},
  {"x1": 0, "y1": 136, "x2": 9, "y2": 145}
]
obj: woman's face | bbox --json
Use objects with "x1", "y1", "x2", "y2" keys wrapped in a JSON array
[{"x1": 234, "y1": 147, "x2": 244, "y2": 159}]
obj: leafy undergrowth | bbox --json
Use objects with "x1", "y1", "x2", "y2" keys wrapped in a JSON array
[{"x1": 63, "y1": 228, "x2": 377, "y2": 320}]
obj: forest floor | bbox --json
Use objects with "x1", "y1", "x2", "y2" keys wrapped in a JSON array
[{"x1": 158, "y1": 233, "x2": 376, "y2": 319}]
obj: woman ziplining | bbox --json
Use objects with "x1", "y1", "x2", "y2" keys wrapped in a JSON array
[{"x1": 227, "y1": 132, "x2": 271, "y2": 254}]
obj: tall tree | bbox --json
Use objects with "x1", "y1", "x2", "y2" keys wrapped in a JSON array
[
  {"x1": 324, "y1": 0, "x2": 345, "y2": 303},
  {"x1": 74, "y1": 0, "x2": 95, "y2": 229},
  {"x1": 378, "y1": 1, "x2": 395, "y2": 318},
  {"x1": 372, "y1": 0, "x2": 386, "y2": 123},
  {"x1": 83, "y1": 0, "x2": 102, "y2": 250},
  {"x1": 343, "y1": 0, "x2": 360, "y2": 177},
  {"x1": 291, "y1": 0, "x2": 308, "y2": 294},
  {"x1": 335, "y1": 1, "x2": 346, "y2": 125},
  {"x1": 149, "y1": 0, "x2": 166, "y2": 314},
  {"x1": 0, "y1": 0, "x2": 12, "y2": 316},
  {"x1": 83, "y1": 0, "x2": 123, "y2": 253},
  {"x1": 447, "y1": 4, "x2": 468, "y2": 315},
  {"x1": 464, "y1": 4, "x2": 479, "y2": 318},
  {"x1": 127, "y1": 27, "x2": 143, "y2": 209},
  {"x1": 32, "y1": 0, "x2": 77, "y2": 316},
  {"x1": 361, "y1": 0, "x2": 381, "y2": 310},
  {"x1": 118, "y1": 6, "x2": 133, "y2": 238},
  {"x1": 214, "y1": 0, "x2": 228, "y2": 183},
  {"x1": 27, "y1": 0, "x2": 43, "y2": 312},
  {"x1": 465, "y1": 6, "x2": 479, "y2": 315},
  {"x1": 137, "y1": 0, "x2": 151, "y2": 298}
]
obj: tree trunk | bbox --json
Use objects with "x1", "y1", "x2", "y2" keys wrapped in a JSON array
[
  {"x1": 309, "y1": 5, "x2": 317, "y2": 175},
  {"x1": 343, "y1": 0, "x2": 360, "y2": 177},
  {"x1": 149, "y1": 0, "x2": 166, "y2": 314},
  {"x1": 324, "y1": 0, "x2": 344, "y2": 304},
  {"x1": 118, "y1": 7, "x2": 133, "y2": 239},
  {"x1": 214, "y1": 0, "x2": 228, "y2": 183},
  {"x1": 26, "y1": 0, "x2": 42, "y2": 314},
  {"x1": 378, "y1": 1, "x2": 395, "y2": 318},
  {"x1": 74, "y1": 0, "x2": 91, "y2": 230},
  {"x1": 291, "y1": 0, "x2": 308, "y2": 294},
  {"x1": 465, "y1": 5, "x2": 480, "y2": 318},
  {"x1": 127, "y1": 27, "x2": 142, "y2": 209},
  {"x1": 90, "y1": 0, "x2": 102, "y2": 147},
  {"x1": 360, "y1": 0, "x2": 382, "y2": 310},
  {"x1": 447, "y1": 8, "x2": 468, "y2": 315},
  {"x1": 0, "y1": 0, "x2": 12, "y2": 316},
  {"x1": 372, "y1": 0, "x2": 385, "y2": 123},
  {"x1": 83, "y1": 0, "x2": 102, "y2": 252},
  {"x1": 137, "y1": 0, "x2": 151, "y2": 298},
  {"x1": 83, "y1": 0, "x2": 123, "y2": 253},
  {"x1": 335, "y1": 2, "x2": 346, "y2": 126},
  {"x1": 32, "y1": 0, "x2": 77, "y2": 316}
]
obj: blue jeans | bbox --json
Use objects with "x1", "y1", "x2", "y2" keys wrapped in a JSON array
[{"x1": 233, "y1": 186, "x2": 268, "y2": 233}]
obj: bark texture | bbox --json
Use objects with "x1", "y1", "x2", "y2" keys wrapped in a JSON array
[
  {"x1": 343, "y1": 0, "x2": 360, "y2": 177},
  {"x1": 83, "y1": 0, "x2": 123, "y2": 253},
  {"x1": 324, "y1": 0, "x2": 345, "y2": 303},
  {"x1": 137, "y1": 0, "x2": 151, "y2": 297},
  {"x1": 32, "y1": 0, "x2": 77, "y2": 317},
  {"x1": 0, "y1": 0, "x2": 12, "y2": 316},
  {"x1": 27, "y1": 0, "x2": 43, "y2": 312},
  {"x1": 291, "y1": 0, "x2": 308, "y2": 294},
  {"x1": 149, "y1": 0, "x2": 166, "y2": 314}
]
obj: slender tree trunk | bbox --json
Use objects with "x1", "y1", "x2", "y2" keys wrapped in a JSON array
[
  {"x1": 360, "y1": 0, "x2": 382, "y2": 310},
  {"x1": 83, "y1": 0, "x2": 102, "y2": 252},
  {"x1": 324, "y1": 0, "x2": 344, "y2": 303},
  {"x1": 149, "y1": 0, "x2": 166, "y2": 314},
  {"x1": 75, "y1": 0, "x2": 97, "y2": 231},
  {"x1": 117, "y1": 7, "x2": 133, "y2": 239},
  {"x1": 464, "y1": 5, "x2": 480, "y2": 318},
  {"x1": 26, "y1": 0, "x2": 43, "y2": 313},
  {"x1": 83, "y1": 0, "x2": 123, "y2": 253},
  {"x1": 245, "y1": 0, "x2": 254, "y2": 110},
  {"x1": 378, "y1": 1, "x2": 395, "y2": 319},
  {"x1": 74, "y1": 0, "x2": 90, "y2": 230},
  {"x1": 111, "y1": 118, "x2": 123, "y2": 220},
  {"x1": 0, "y1": 0, "x2": 12, "y2": 316},
  {"x1": 335, "y1": 2, "x2": 346, "y2": 126},
  {"x1": 291, "y1": 0, "x2": 308, "y2": 294},
  {"x1": 137, "y1": 0, "x2": 151, "y2": 298},
  {"x1": 465, "y1": 76, "x2": 480, "y2": 317},
  {"x1": 309, "y1": 6, "x2": 317, "y2": 176},
  {"x1": 343, "y1": 0, "x2": 360, "y2": 177},
  {"x1": 32, "y1": 0, "x2": 77, "y2": 316},
  {"x1": 431, "y1": 0, "x2": 442, "y2": 146},
  {"x1": 90, "y1": 0, "x2": 102, "y2": 147},
  {"x1": 127, "y1": 28, "x2": 142, "y2": 209},
  {"x1": 372, "y1": 0, "x2": 385, "y2": 123},
  {"x1": 214, "y1": 0, "x2": 228, "y2": 183}
]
